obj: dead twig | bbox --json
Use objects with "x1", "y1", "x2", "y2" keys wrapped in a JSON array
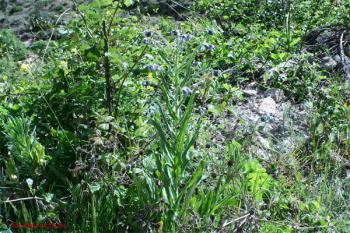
[
  {"x1": 222, "y1": 213, "x2": 251, "y2": 228},
  {"x1": 3, "y1": 196, "x2": 43, "y2": 203}
]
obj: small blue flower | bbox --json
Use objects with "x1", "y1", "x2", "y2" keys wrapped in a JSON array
[
  {"x1": 182, "y1": 87, "x2": 193, "y2": 96},
  {"x1": 202, "y1": 43, "x2": 215, "y2": 51},
  {"x1": 208, "y1": 44, "x2": 216, "y2": 50},
  {"x1": 144, "y1": 30, "x2": 152, "y2": 37},
  {"x1": 208, "y1": 29, "x2": 216, "y2": 35},
  {"x1": 146, "y1": 64, "x2": 161, "y2": 72},
  {"x1": 170, "y1": 30, "x2": 178, "y2": 36},
  {"x1": 142, "y1": 38, "x2": 149, "y2": 44},
  {"x1": 141, "y1": 80, "x2": 149, "y2": 87},
  {"x1": 213, "y1": 69, "x2": 222, "y2": 76},
  {"x1": 180, "y1": 34, "x2": 192, "y2": 42}
]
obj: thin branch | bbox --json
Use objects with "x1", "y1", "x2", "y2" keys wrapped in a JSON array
[
  {"x1": 3, "y1": 196, "x2": 43, "y2": 203},
  {"x1": 41, "y1": 8, "x2": 71, "y2": 64},
  {"x1": 0, "y1": 92, "x2": 40, "y2": 98},
  {"x1": 103, "y1": 21, "x2": 112, "y2": 115},
  {"x1": 107, "y1": 1, "x2": 120, "y2": 36},
  {"x1": 222, "y1": 213, "x2": 251, "y2": 228},
  {"x1": 72, "y1": 0, "x2": 93, "y2": 38},
  {"x1": 114, "y1": 45, "x2": 148, "y2": 117}
]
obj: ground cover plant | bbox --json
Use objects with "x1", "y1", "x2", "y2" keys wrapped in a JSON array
[{"x1": 0, "y1": 0, "x2": 350, "y2": 232}]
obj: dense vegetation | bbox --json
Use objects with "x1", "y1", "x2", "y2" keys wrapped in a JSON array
[{"x1": 1, "y1": 0, "x2": 350, "y2": 232}]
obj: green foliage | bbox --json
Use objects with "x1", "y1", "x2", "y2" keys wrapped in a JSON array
[
  {"x1": 133, "y1": 43, "x2": 204, "y2": 230},
  {"x1": 0, "y1": 30, "x2": 27, "y2": 61},
  {"x1": 2, "y1": 116, "x2": 49, "y2": 172},
  {"x1": 244, "y1": 160, "x2": 272, "y2": 202},
  {"x1": 1, "y1": 0, "x2": 350, "y2": 232}
]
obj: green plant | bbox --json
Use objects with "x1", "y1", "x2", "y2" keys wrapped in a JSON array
[
  {"x1": 0, "y1": 30, "x2": 27, "y2": 61},
  {"x1": 133, "y1": 42, "x2": 204, "y2": 231},
  {"x1": 2, "y1": 116, "x2": 49, "y2": 174}
]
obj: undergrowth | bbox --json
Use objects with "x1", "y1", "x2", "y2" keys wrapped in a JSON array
[{"x1": 0, "y1": 0, "x2": 350, "y2": 232}]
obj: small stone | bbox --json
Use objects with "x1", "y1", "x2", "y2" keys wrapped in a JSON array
[
  {"x1": 265, "y1": 88, "x2": 284, "y2": 102},
  {"x1": 242, "y1": 89, "x2": 257, "y2": 97},
  {"x1": 334, "y1": 55, "x2": 341, "y2": 63},
  {"x1": 320, "y1": 56, "x2": 337, "y2": 70},
  {"x1": 259, "y1": 97, "x2": 278, "y2": 116}
]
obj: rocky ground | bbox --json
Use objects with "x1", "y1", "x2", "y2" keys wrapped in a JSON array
[
  {"x1": 213, "y1": 25, "x2": 350, "y2": 162},
  {"x1": 0, "y1": 0, "x2": 190, "y2": 37},
  {"x1": 0, "y1": 0, "x2": 71, "y2": 31}
]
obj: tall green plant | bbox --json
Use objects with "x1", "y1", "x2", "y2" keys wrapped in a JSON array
[
  {"x1": 133, "y1": 43, "x2": 204, "y2": 231},
  {"x1": 2, "y1": 116, "x2": 48, "y2": 174}
]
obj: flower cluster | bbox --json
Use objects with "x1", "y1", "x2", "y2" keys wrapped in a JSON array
[
  {"x1": 202, "y1": 42, "x2": 215, "y2": 51},
  {"x1": 180, "y1": 34, "x2": 192, "y2": 42},
  {"x1": 146, "y1": 64, "x2": 161, "y2": 72}
]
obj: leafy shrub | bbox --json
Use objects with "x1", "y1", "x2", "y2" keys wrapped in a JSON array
[{"x1": 0, "y1": 30, "x2": 27, "y2": 61}]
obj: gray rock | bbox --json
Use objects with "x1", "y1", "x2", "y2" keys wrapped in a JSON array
[
  {"x1": 265, "y1": 88, "x2": 285, "y2": 103},
  {"x1": 258, "y1": 97, "x2": 279, "y2": 116},
  {"x1": 215, "y1": 86, "x2": 311, "y2": 160},
  {"x1": 265, "y1": 59, "x2": 299, "y2": 81},
  {"x1": 320, "y1": 56, "x2": 338, "y2": 70},
  {"x1": 242, "y1": 89, "x2": 257, "y2": 97}
]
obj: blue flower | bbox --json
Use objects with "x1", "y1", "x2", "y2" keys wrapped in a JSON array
[
  {"x1": 142, "y1": 38, "x2": 149, "y2": 44},
  {"x1": 182, "y1": 87, "x2": 193, "y2": 96},
  {"x1": 208, "y1": 44, "x2": 215, "y2": 50},
  {"x1": 202, "y1": 43, "x2": 215, "y2": 51},
  {"x1": 146, "y1": 64, "x2": 161, "y2": 72},
  {"x1": 170, "y1": 30, "x2": 178, "y2": 36},
  {"x1": 213, "y1": 69, "x2": 222, "y2": 76},
  {"x1": 208, "y1": 29, "x2": 216, "y2": 35},
  {"x1": 180, "y1": 34, "x2": 192, "y2": 42},
  {"x1": 141, "y1": 80, "x2": 149, "y2": 87},
  {"x1": 144, "y1": 30, "x2": 152, "y2": 37}
]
